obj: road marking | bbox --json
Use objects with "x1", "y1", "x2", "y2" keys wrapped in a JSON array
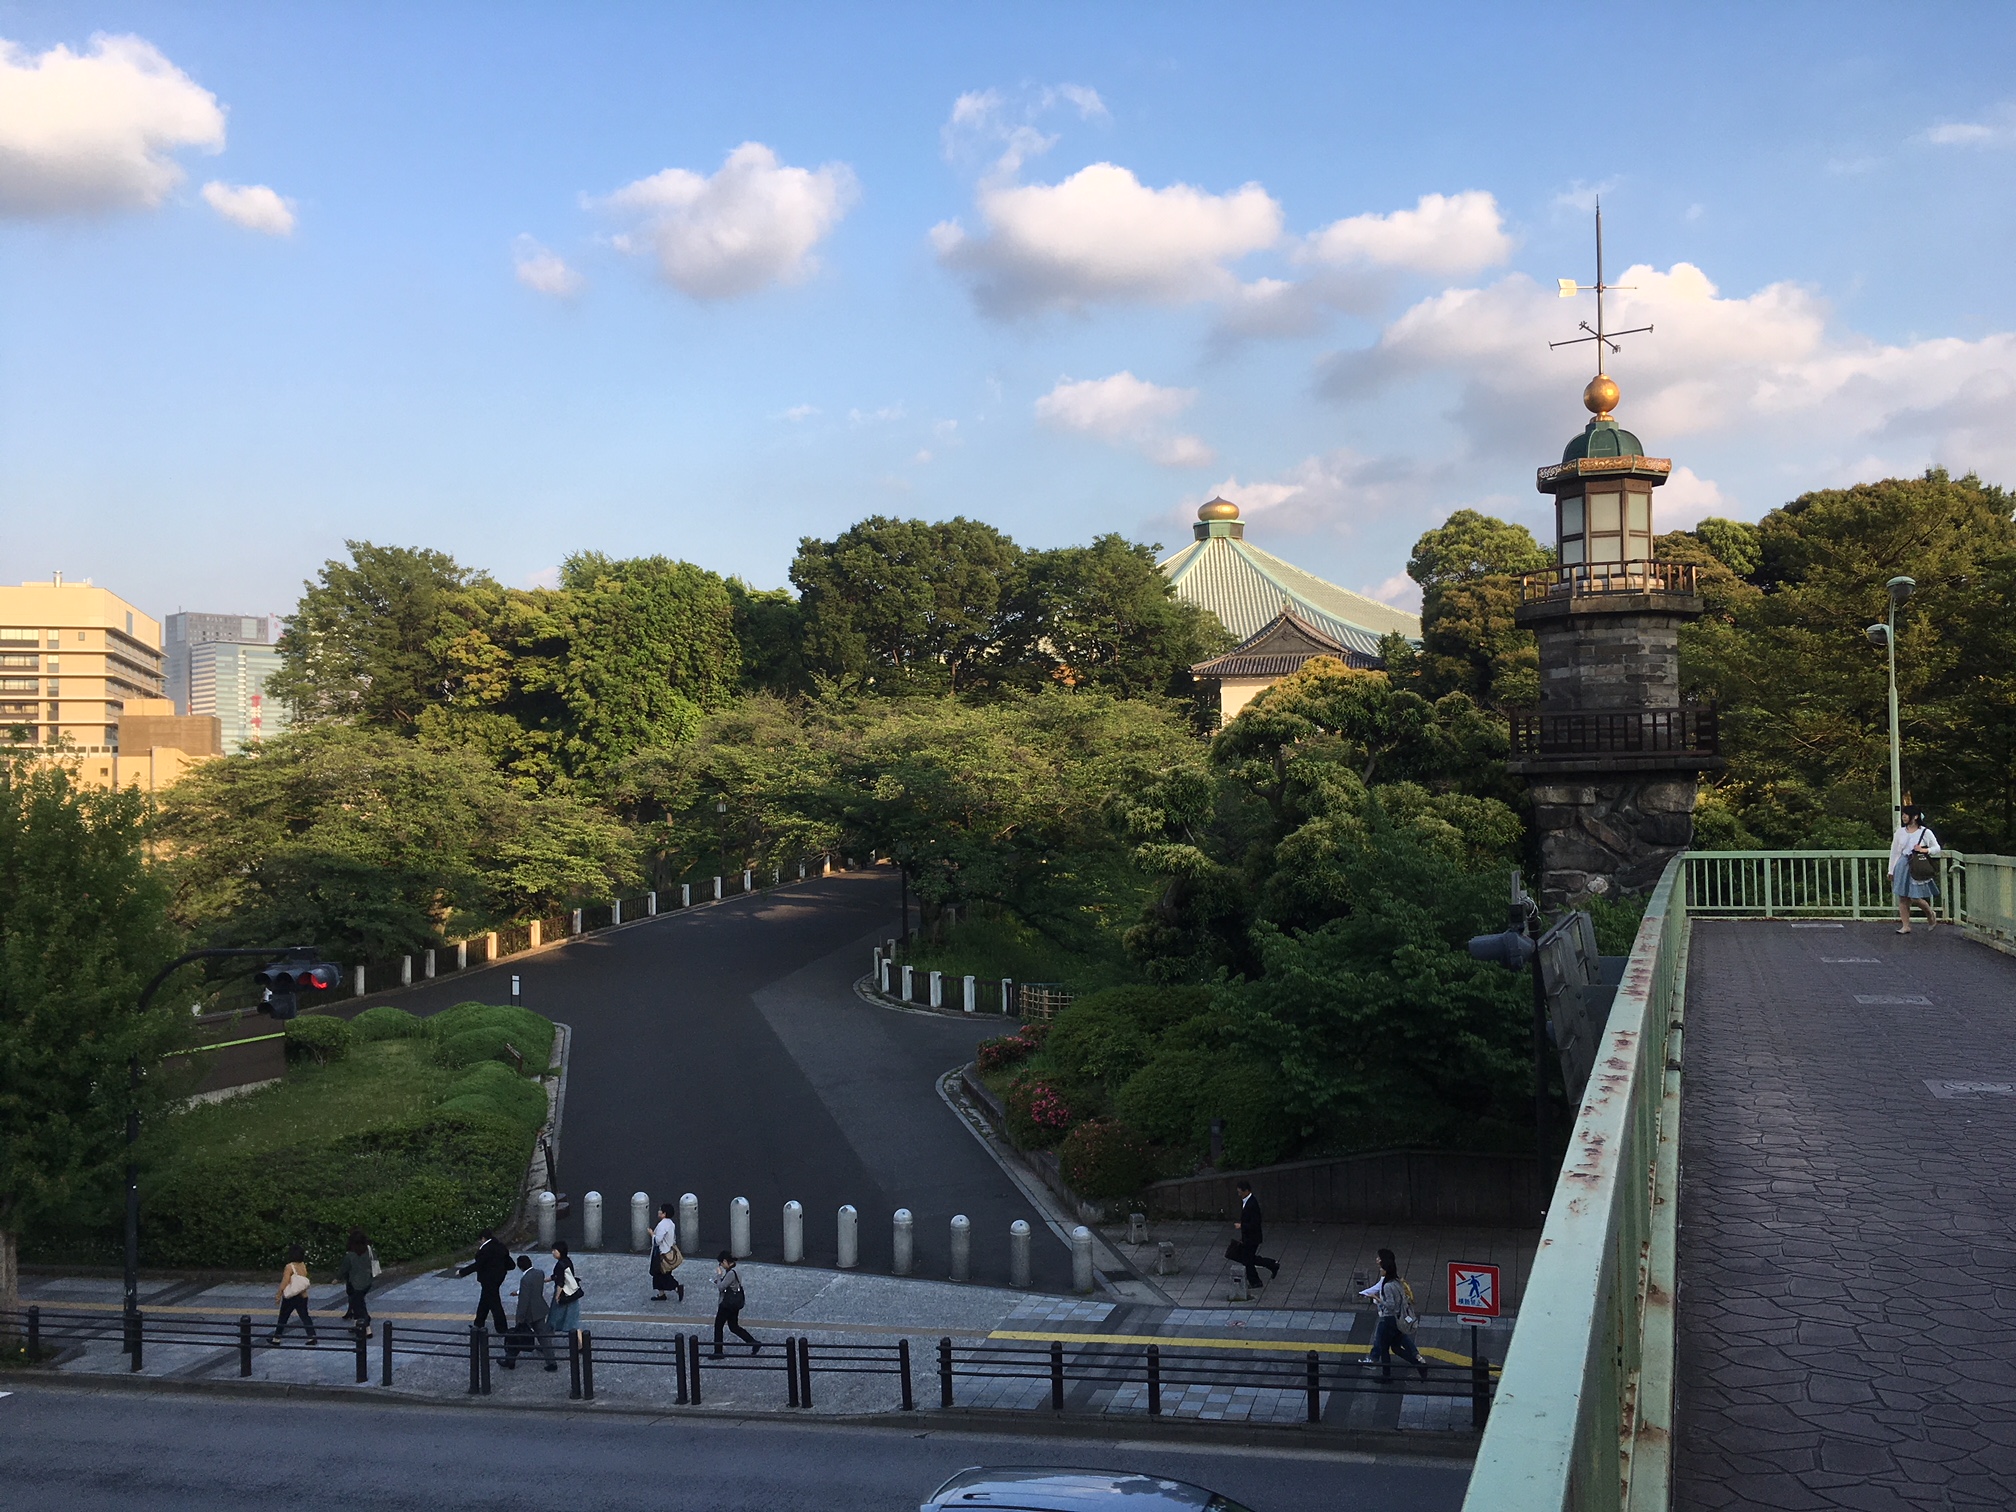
[
  {"x1": 1790, "y1": 923, "x2": 1845, "y2": 929},
  {"x1": 985, "y1": 1328, "x2": 1492, "y2": 1367},
  {"x1": 1820, "y1": 957, "x2": 1881, "y2": 964},
  {"x1": 1856, "y1": 994, "x2": 1933, "y2": 1005},
  {"x1": 1925, "y1": 1080, "x2": 2016, "y2": 1099}
]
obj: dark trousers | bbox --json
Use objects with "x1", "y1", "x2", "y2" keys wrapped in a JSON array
[
  {"x1": 503, "y1": 1318, "x2": 556, "y2": 1367},
  {"x1": 1369, "y1": 1316, "x2": 1426, "y2": 1378},
  {"x1": 474, "y1": 1283, "x2": 508, "y2": 1335},
  {"x1": 273, "y1": 1294, "x2": 316, "y2": 1339},
  {"x1": 713, "y1": 1299, "x2": 757, "y2": 1353},
  {"x1": 344, "y1": 1286, "x2": 372, "y2": 1325},
  {"x1": 1237, "y1": 1241, "x2": 1279, "y2": 1287}
]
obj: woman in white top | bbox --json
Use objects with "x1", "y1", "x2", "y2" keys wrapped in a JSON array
[
  {"x1": 1888, "y1": 805, "x2": 1941, "y2": 934},
  {"x1": 650, "y1": 1201, "x2": 686, "y2": 1302}
]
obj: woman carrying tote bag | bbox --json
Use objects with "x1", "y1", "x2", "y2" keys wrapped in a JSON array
[
  {"x1": 650, "y1": 1201, "x2": 686, "y2": 1302},
  {"x1": 1888, "y1": 805, "x2": 1942, "y2": 935}
]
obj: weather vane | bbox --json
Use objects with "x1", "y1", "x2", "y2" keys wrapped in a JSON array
[{"x1": 1551, "y1": 199, "x2": 1652, "y2": 407}]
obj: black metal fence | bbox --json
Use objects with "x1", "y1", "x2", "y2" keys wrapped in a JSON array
[
  {"x1": 4, "y1": 1308, "x2": 1495, "y2": 1428},
  {"x1": 1508, "y1": 705, "x2": 1719, "y2": 759}
]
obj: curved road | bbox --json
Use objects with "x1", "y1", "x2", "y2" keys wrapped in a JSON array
[{"x1": 378, "y1": 869, "x2": 1071, "y2": 1289}]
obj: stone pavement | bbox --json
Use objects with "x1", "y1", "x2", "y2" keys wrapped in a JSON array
[{"x1": 1675, "y1": 920, "x2": 2016, "y2": 1510}]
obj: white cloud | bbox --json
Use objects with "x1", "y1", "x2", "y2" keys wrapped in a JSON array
[
  {"x1": 512, "y1": 235, "x2": 582, "y2": 298},
  {"x1": 1036, "y1": 371, "x2": 1215, "y2": 467},
  {"x1": 848, "y1": 403, "x2": 905, "y2": 425},
  {"x1": 1200, "y1": 449, "x2": 1465, "y2": 537},
  {"x1": 1301, "y1": 191, "x2": 1514, "y2": 276},
  {"x1": 524, "y1": 566, "x2": 562, "y2": 590},
  {"x1": 0, "y1": 33, "x2": 225, "y2": 215},
  {"x1": 783, "y1": 404, "x2": 819, "y2": 422},
  {"x1": 1655, "y1": 466, "x2": 1732, "y2": 532},
  {"x1": 1368, "y1": 572, "x2": 1422, "y2": 612},
  {"x1": 935, "y1": 162, "x2": 1282, "y2": 316},
  {"x1": 941, "y1": 83, "x2": 1107, "y2": 175},
  {"x1": 202, "y1": 180, "x2": 293, "y2": 236},
  {"x1": 603, "y1": 142, "x2": 857, "y2": 300},
  {"x1": 1923, "y1": 105, "x2": 2016, "y2": 147}
]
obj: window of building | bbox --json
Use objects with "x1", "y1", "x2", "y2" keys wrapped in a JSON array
[{"x1": 1559, "y1": 487, "x2": 1653, "y2": 574}]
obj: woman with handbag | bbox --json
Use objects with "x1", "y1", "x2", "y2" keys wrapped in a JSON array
[
  {"x1": 711, "y1": 1251, "x2": 761, "y2": 1358},
  {"x1": 650, "y1": 1201, "x2": 686, "y2": 1302},
  {"x1": 270, "y1": 1244, "x2": 317, "y2": 1346},
  {"x1": 547, "y1": 1240, "x2": 585, "y2": 1348},
  {"x1": 337, "y1": 1228, "x2": 375, "y2": 1334},
  {"x1": 1888, "y1": 806, "x2": 1942, "y2": 935},
  {"x1": 1359, "y1": 1247, "x2": 1429, "y2": 1382}
]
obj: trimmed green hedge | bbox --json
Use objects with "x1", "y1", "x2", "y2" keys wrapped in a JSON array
[{"x1": 284, "y1": 1015, "x2": 353, "y2": 1064}]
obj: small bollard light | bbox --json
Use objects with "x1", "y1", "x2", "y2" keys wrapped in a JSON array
[
  {"x1": 1009, "y1": 1219, "x2": 1032, "y2": 1289},
  {"x1": 630, "y1": 1192, "x2": 651, "y2": 1252},
  {"x1": 510, "y1": 974, "x2": 522, "y2": 1006},
  {"x1": 783, "y1": 1200, "x2": 804, "y2": 1263},
  {"x1": 837, "y1": 1204, "x2": 859, "y2": 1269},
  {"x1": 537, "y1": 1190, "x2": 557, "y2": 1247},
  {"x1": 1071, "y1": 1225, "x2": 1095, "y2": 1295},
  {"x1": 892, "y1": 1208, "x2": 914, "y2": 1276},
  {"x1": 583, "y1": 1190, "x2": 604, "y2": 1250},
  {"x1": 679, "y1": 1192, "x2": 700, "y2": 1256},
  {"x1": 730, "y1": 1196, "x2": 752, "y2": 1259},
  {"x1": 949, "y1": 1214, "x2": 971, "y2": 1282}
]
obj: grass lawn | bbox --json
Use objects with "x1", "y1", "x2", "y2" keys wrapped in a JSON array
[
  {"x1": 903, "y1": 912, "x2": 1140, "y2": 992},
  {"x1": 154, "y1": 1039, "x2": 453, "y2": 1162}
]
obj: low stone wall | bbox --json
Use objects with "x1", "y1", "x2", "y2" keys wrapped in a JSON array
[{"x1": 1144, "y1": 1149, "x2": 1545, "y2": 1228}]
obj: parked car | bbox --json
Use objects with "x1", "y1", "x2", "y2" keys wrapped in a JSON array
[{"x1": 920, "y1": 1467, "x2": 1257, "y2": 1512}]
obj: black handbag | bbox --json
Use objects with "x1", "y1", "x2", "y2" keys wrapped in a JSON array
[
  {"x1": 1223, "y1": 1241, "x2": 1245, "y2": 1261},
  {"x1": 1909, "y1": 851, "x2": 1936, "y2": 883}
]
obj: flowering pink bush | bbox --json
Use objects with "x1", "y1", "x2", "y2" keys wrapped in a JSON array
[
  {"x1": 1027, "y1": 1084, "x2": 1071, "y2": 1129},
  {"x1": 1004, "y1": 1074, "x2": 1073, "y2": 1149}
]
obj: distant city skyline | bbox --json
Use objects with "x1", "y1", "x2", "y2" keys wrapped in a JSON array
[{"x1": 4, "y1": 3, "x2": 2014, "y2": 622}]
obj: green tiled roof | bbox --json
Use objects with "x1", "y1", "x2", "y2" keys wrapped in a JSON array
[{"x1": 1159, "y1": 534, "x2": 1421, "y2": 659}]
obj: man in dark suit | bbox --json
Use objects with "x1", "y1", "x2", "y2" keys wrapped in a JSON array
[
  {"x1": 501, "y1": 1253, "x2": 558, "y2": 1371},
  {"x1": 457, "y1": 1229, "x2": 512, "y2": 1335},
  {"x1": 1234, "y1": 1180, "x2": 1281, "y2": 1288}
]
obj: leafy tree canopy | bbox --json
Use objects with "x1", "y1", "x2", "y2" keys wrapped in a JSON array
[{"x1": 1390, "y1": 510, "x2": 1550, "y2": 709}]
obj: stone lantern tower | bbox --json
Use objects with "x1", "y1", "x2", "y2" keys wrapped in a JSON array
[{"x1": 1509, "y1": 370, "x2": 1722, "y2": 907}]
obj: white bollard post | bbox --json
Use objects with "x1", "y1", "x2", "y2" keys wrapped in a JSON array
[
  {"x1": 799, "y1": 860, "x2": 807, "y2": 880},
  {"x1": 783, "y1": 1201, "x2": 804, "y2": 1263},
  {"x1": 880, "y1": 958, "x2": 892, "y2": 994},
  {"x1": 742, "y1": 869, "x2": 751, "y2": 893},
  {"x1": 949, "y1": 1214, "x2": 971, "y2": 1282},
  {"x1": 648, "y1": 890, "x2": 658, "y2": 916},
  {"x1": 485, "y1": 931, "x2": 498, "y2": 962},
  {"x1": 630, "y1": 1192, "x2": 651, "y2": 1252},
  {"x1": 1001, "y1": 977, "x2": 1014, "y2": 1016},
  {"x1": 681, "y1": 883, "x2": 691, "y2": 908},
  {"x1": 771, "y1": 867, "x2": 779, "y2": 887},
  {"x1": 613, "y1": 898, "x2": 623, "y2": 925},
  {"x1": 1010, "y1": 1219, "x2": 1032, "y2": 1289},
  {"x1": 892, "y1": 1208, "x2": 914, "y2": 1276},
  {"x1": 713, "y1": 876, "x2": 723, "y2": 900},
  {"x1": 537, "y1": 1190, "x2": 557, "y2": 1248},
  {"x1": 901, "y1": 964, "x2": 913, "y2": 1001},
  {"x1": 530, "y1": 920, "x2": 542, "y2": 950},
  {"x1": 679, "y1": 1192, "x2": 700, "y2": 1256},
  {"x1": 424, "y1": 948, "x2": 436, "y2": 980},
  {"x1": 872, "y1": 947, "x2": 883, "y2": 981},
  {"x1": 837, "y1": 1204, "x2": 859, "y2": 1269},
  {"x1": 929, "y1": 970, "x2": 943, "y2": 1009},
  {"x1": 400, "y1": 955, "x2": 412, "y2": 986},
  {"x1": 571, "y1": 908, "x2": 583, "y2": 935},
  {"x1": 730, "y1": 1196, "x2": 752, "y2": 1259},
  {"x1": 963, "y1": 975, "x2": 976, "y2": 1013},
  {"x1": 583, "y1": 1191, "x2": 604, "y2": 1250},
  {"x1": 1071, "y1": 1225, "x2": 1095, "y2": 1295},
  {"x1": 456, "y1": 941, "x2": 467, "y2": 970},
  {"x1": 354, "y1": 965, "x2": 366, "y2": 997}
]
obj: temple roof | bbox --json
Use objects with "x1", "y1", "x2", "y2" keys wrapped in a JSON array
[{"x1": 1190, "y1": 607, "x2": 1379, "y2": 678}]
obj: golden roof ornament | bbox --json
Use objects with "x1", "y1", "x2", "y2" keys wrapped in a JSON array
[
  {"x1": 1197, "y1": 497, "x2": 1241, "y2": 522},
  {"x1": 1552, "y1": 198, "x2": 1651, "y2": 423}
]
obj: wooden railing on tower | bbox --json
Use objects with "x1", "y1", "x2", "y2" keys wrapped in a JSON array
[{"x1": 1520, "y1": 560, "x2": 1699, "y2": 603}]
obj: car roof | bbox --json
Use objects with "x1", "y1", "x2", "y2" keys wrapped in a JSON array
[{"x1": 924, "y1": 1466, "x2": 1221, "y2": 1511}]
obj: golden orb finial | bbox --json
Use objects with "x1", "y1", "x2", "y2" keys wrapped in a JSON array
[
  {"x1": 1198, "y1": 497, "x2": 1241, "y2": 522},
  {"x1": 1583, "y1": 373, "x2": 1620, "y2": 419}
]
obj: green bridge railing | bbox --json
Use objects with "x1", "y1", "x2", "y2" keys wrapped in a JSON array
[{"x1": 1463, "y1": 847, "x2": 2016, "y2": 1512}]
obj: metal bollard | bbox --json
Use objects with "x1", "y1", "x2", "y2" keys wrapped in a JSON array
[
  {"x1": 797, "y1": 1336, "x2": 813, "y2": 1409},
  {"x1": 382, "y1": 1322, "x2": 394, "y2": 1387},
  {"x1": 1050, "y1": 1339, "x2": 1065, "y2": 1410},
  {"x1": 537, "y1": 1190, "x2": 557, "y2": 1247},
  {"x1": 682, "y1": 883, "x2": 691, "y2": 908},
  {"x1": 580, "y1": 1331, "x2": 595, "y2": 1400},
  {"x1": 27, "y1": 1305, "x2": 39, "y2": 1363},
  {"x1": 1305, "y1": 1350, "x2": 1322, "y2": 1423},
  {"x1": 239, "y1": 1315, "x2": 252, "y2": 1376},
  {"x1": 687, "y1": 1332, "x2": 703, "y2": 1404},
  {"x1": 679, "y1": 1192, "x2": 700, "y2": 1256},
  {"x1": 892, "y1": 1208, "x2": 914, "y2": 1276},
  {"x1": 1472, "y1": 1347, "x2": 1493, "y2": 1429},
  {"x1": 963, "y1": 974, "x2": 976, "y2": 1012},
  {"x1": 583, "y1": 1190, "x2": 603, "y2": 1250},
  {"x1": 928, "y1": 970, "x2": 943, "y2": 1008},
  {"x1": 1010, "y1": 1220, "x2": 1032, "y2": 1288},
  {"x1": 730, "y1": 1196, "x2": 752, "y2": 1258},
  {"x1": 128, "y1": 1309, "x2": 143, "y2": 1371},
  {"x1": 631, "y1": 1192, "x2": 651, "y2": 1252},
  {"x1": 786, "y1": 1335, "x2": 800, "y2": 1408},
  {"x1": 1071, "y1": 1225, "x2": 1095, "y2": 1294},
  {"x1": 837, "y1": 1204, "x2": 859, "y2": 1269},
  {"x1": 783, "y1": 1200, "x2": 804, "y2": 1263},
  {"x1": 567, "y1": 1329, "x2": 582, "y2": 1400},
  {"x1": 648, "y1": 890, "x2": 658, "y2": 915},
  {"x1": 899, "y1": 1337, "x2": 914, "y2": 1411},
  {"x1": 471, "y1": 1323, "x2": 486, "y2": 1395},
  {"x1": 938, "y1": 1336, "x2": 955, "y2": 1408},
  {"x1": 949, "y1": 1214, "x2": 971, "y2": 1282},
  {"x1": 675, "y1": 1330, "x2": 689, "y2": 1404},
  {"x1": 1148, "y1": 1344, "x2": 1162, "y2": 1415},
  {"x1": 355, "y1": 1321, "x2": 370, "y2": 1384}
]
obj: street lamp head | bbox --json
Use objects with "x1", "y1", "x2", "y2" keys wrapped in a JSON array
[
  {"x1": 1887, "y1": 575, "x2": 1916, "y2": 606},
  {"x1": 1865, "y1": 623, "x2": 1891, "y2": 649}
]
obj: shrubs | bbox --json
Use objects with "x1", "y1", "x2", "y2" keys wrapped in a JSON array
[
  {"x1": 1059, "y1": 1119, "x2": 1157, "y2": 1200},
  {"x1": 1004, "y1": 1077, "x2": 1073, "y2": 1149},
  {"x1": 283, "y1": 1015, "x2": 353, "y2": 1065},
  {"x1": 424, "y1": 1002, "x2": 555, "y2": 1073},
  {"x1": 351, "y1": 1005, "x2": 425, "y2": 1041},
  {"x1": 438, "y1": 1059, "x2": 548, "y2": 1131},
  {"x1": 975, "y1": 1023, "x2": 1046, "y2": 1073}
]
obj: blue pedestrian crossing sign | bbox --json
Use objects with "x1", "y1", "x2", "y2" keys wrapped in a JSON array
[{"x1": 1448, "y1": 1262, "x2": 1501, "y2": 1319}]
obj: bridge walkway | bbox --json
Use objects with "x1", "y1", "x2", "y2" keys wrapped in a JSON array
[{"x1": 1675, "y1": 919, "x2": 2016, "y2": 1510}]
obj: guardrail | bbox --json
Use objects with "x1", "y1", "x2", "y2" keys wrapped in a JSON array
[
  {"x1": 1510, "y1": 707, "x2": 1719, "y2": 760},
  {"x1": 1463, "y1": 852, "x2": 1687, "y2": 1512},
  {"x1": 1683, "y1": 849, "x2": 1965, "y2": 921}
]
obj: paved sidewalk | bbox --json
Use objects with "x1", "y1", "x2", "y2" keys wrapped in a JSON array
[{"x1": 1675, "y1": 921, "x2": 2016, "y2": 1510}]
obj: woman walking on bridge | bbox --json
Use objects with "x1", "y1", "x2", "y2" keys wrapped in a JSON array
[{"x1": 1889, "y1": 806, "x2": 1942, "y2": 934}]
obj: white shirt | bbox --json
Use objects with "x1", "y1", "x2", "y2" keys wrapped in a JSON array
[
  {"x1": 1888, "y1": 824, "x2": 1941, "y2": 877},
  {"x1": 652, "y1": 1216, "x2": 677, "y2": 1255}
]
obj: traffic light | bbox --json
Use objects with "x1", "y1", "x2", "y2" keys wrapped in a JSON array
[{"x1": 253, "y1": 957, "x2": 344, "y2": 1021}]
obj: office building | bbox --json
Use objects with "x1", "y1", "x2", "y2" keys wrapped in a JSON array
[
  {"x1": 0, "y1": 576, "x2": 165, "y2": 750},
  {"x1": 166, "y1": 612, "x2": 289, "y2": 754}
]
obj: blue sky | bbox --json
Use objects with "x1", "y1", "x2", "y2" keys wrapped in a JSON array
[{"x1": 4, "y1": 2, "x2": 2015, "y2": 625}]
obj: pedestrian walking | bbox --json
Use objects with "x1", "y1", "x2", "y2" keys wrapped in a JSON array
[
  {"x1": 457, "y1": 1228, "x2": 513, "y2": 1336},
  {"x1": 336, "y1": 1228, "x2": 376, "y2": 1333},
  {"x1": 1889, "y1": 805, "x2": 1942, "y2": 934},
  {"x1": 546, "y1": 1241, "x2": 585, "y2": 1348},
  {"x1": 1228, "y1": 1180, "x2": 1280, "y2": 1289},
  {"x1": 1359, "y1": 1247, "x2": 1429, "y2": 1382},
  {"x1": 501, "y1": 1254, "x2": 559, "y2": 1372},
  {"x1": 710, "y1": 1251, "x2": 761, "y2": 1358},
  {"x1": 269, "y1": 1244, "x2": 318, "y2": 1346},
  {"x1": 650, "y1": 1201, "x2": 686, "y2": 1302}
]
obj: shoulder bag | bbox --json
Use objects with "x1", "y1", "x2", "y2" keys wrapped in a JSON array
[
  {"x1": 282, "y1": 1267, "x2": 310, "y2": 1299},
  {"x1": 1399, "y1": 1279, "x2": 1419, "y2": 1333},
  {"x1": 1909, "y1": 849, "x2": 1937, "y2": 883}
]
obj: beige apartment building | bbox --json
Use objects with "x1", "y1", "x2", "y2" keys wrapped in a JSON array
[{"x1": 0, "y1": 576, "x2": 221, "y2": 791}]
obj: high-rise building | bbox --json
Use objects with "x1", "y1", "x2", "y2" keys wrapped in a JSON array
[
  {"x1": 166, "y1": 612, "x2": 289, "y2": 754},
  {"x1": 0, "y1": 576, "x2": 165, "y2": 749}
]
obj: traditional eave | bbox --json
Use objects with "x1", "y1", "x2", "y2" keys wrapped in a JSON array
[
  {"x1": 1535, "y1": 454, "x2": 1673, "y2": 494},
  {"x1": 1190, "y1": 607, "x2": 1379, "y2": 677}
]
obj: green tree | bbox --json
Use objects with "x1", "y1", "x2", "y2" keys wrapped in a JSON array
[
  {"x1": 728, "y1": 580, "x2": 808, "y2": 695},
  {"x1": 0, "y1": 759, "x2": 188, "y2": 1311},
  {"x1": 1023, "y1": 535, "x2": 1232, "y2": 697},
  {"x1": 1398, "y1": 510, "x2": 1550, "y2": 708}
]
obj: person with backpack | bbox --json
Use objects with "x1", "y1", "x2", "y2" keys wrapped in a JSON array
[
  {"x1": 650, "y1": 1201, "x2": 686, "y2": 1302},
  {"x1": 546, "y1": 1240, "x2": 585, "y2": 1349},
  {"x1": 1360, "y1": 1247, "x2": 1429, "y2": 1382},
  {"x1": 269, "y1": 1244, "x2": 317, "y2": 1346},
  {"x1": 336, "y1": 1228, "x2": 377, "y2": 1335},
  {"x1": 1888, "y1": 805, "x2": 1942, "y2": 934},
  {"x1": 711, "y1": 1251, "x2": 761, "y2": 1358}
]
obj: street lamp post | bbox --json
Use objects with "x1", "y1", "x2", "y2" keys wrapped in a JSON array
[{"x1": 1864, "y1": 575, "x2": 1916, "y2": 830}]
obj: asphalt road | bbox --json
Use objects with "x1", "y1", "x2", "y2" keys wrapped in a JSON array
[
  {"x1": 0, "y1": 1384, "x2": 1473, "y2": 1512},
  {"x1": 377, "y1": 869, "x2": 1071, "y2": 1288}
]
